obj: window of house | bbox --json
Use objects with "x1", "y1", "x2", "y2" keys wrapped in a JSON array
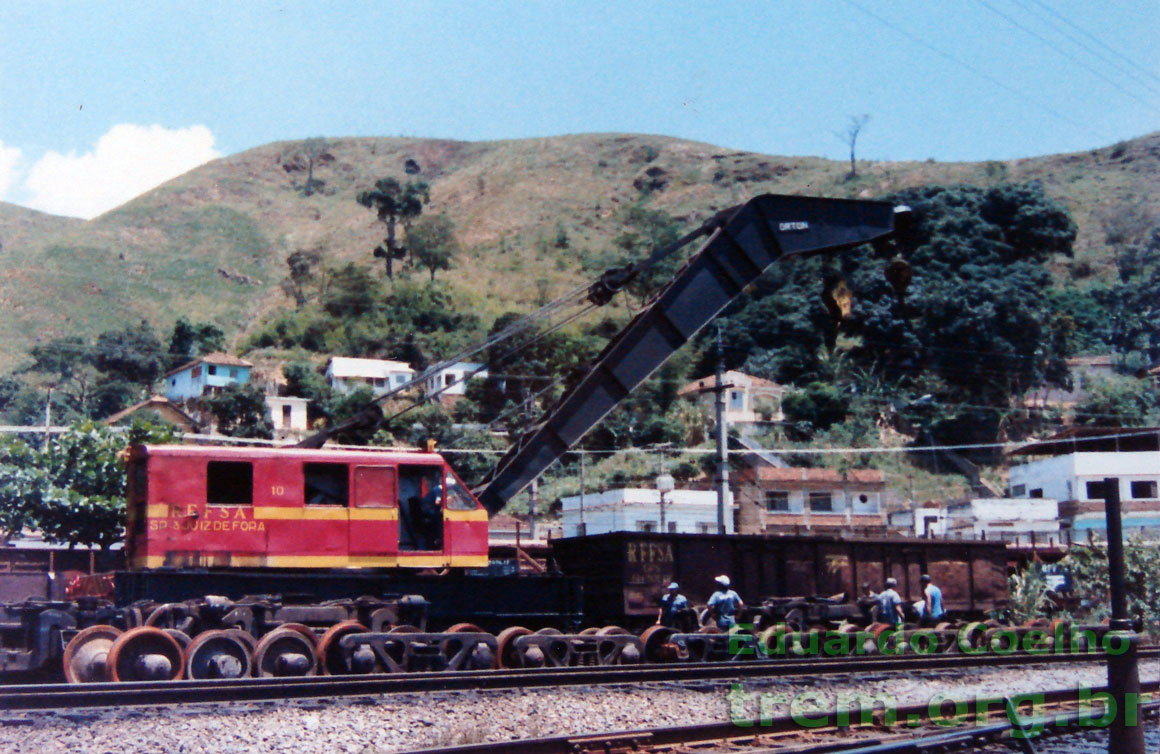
[
  {"x1": 1131, "y1": 480, "x2": 1158, "y2": 499},
  {"x1": 1011, "y1": 484, "x2": 1026, "y2": 497},
  {"x1": 1030, "y1": 488, "x2": 1044, "y2": 498},
  {"x1": 281, "y1": 405, "x2": 292, "y2": 426},
  {"x1": 207, "y1": 461, "x2": 253, "y2": 505},
  {"x1": 697, "y1": 522, "x2": 715, "y2": 534},
  {"x1": 667, "y1": 521, "x2": 678, "y2": 533},
  {"x1": 576, "y1": 523, "x2": 587, "y2": 536},
  {"x1": 445, "y1": 373, "x2": 456, "y2": 387},
  {"x1": 304, "y1": 463, "x2": 349, "y2": 506},
  {"x1": 765, "y1": 491, "x2": 789, "y2": 512},
  {"x1": 729, "y1": 390, "x2": 744, "y2": 410},
  {"x1": 808, "y1": 492, "x2": 833, "y2": 512},
  {"x1": 207, "y1": 365, "x2": 217, "y2": 376},
  {"x1": 637, "y1": 521, "x2": 656, "y2": 532},
  {"x1": 1086, "y1": 481, "x2": 1110, "y2": 500}
]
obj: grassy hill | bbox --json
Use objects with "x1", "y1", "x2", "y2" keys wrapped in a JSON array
[{"x1": 0, "y1": 131, "x2": 1158, "y2": 371}]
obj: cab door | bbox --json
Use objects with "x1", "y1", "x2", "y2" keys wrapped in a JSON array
[
  {"x1": 441, "y1": 468, "x2": 489, "y2": 568},
  {"x1": 349, "y1": 465, "x2": 400, "y2": 565}
]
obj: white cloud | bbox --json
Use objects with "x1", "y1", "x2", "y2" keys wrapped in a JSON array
[
  {"x1": 23, "y1": 124, "x2": 220, "y2": 219},
  {"x1": 0, "y1": 139, "x2": 22, "y2": 201}
]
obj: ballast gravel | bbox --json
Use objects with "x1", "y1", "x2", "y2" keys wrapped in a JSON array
[{"x1": 1, "y1": 661, "x2": 1154, "y2": 754}]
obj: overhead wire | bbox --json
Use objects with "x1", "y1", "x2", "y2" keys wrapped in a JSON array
[
  {"x1": 970, "y1": 0, "x2": 1160, "y2": 112},
  {"x1": 839, "y1": 0, "x2": 1098, "y2": 135}
]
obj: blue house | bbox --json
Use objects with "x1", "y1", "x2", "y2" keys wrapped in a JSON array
[{"x1": 164, "y1": 353, "x2": 253, "y2": 401}]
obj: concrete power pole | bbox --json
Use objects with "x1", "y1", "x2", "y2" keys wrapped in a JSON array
[{"x1": 714, "y1": 325, "x2": 729, "y2": 534}]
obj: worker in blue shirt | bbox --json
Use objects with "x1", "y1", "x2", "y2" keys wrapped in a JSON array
[
  {"x1": 920, "y1": 574, "x2": 944, "y2": 626},
  {"x1": 657, "y1": 582, "x2": 688, "y2": 628},
  {"x1": 707, "y1": 575, "x2": 744, "y2": 630}
]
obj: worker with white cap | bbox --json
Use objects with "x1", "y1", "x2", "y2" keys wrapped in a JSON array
[
  {"x1": 707, "y1": 574, "x2": 744, "y2": 629},
  {"x1": 657, "y1": 581, "x2": 688, "y2": 628}
]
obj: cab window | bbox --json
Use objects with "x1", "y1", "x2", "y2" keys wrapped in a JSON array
[
  {"x1": 444, "y1": 472, "x2": 478, "y2": 511},
  {"x1": 207, "y1": 461, "x2": 253, "y2": 505},
  {"x1": 304, "y1": 463, "x2": 349, "y2": 506}
]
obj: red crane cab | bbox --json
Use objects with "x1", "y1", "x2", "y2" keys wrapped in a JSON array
[{"x1": 124, "y1": 444, "x2": 489, "y2": 570}]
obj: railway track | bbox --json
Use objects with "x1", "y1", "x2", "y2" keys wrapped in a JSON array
[
  {"x1": 391, "y1": 681, "x2": 1160, "y2": 754},
  {"x1": 3, "y1": 647, "x2": 1154, "y2": 712}
]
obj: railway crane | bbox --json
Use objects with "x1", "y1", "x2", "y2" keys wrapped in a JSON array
[{"x1": 2, "y1": 194, "x2": 929, "y2": 682}]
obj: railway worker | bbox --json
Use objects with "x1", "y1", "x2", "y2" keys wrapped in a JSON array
[
  {"x1": 707, "y1": 575, "x2": 744, "y2": 630},
  {"x1": 657, "y1": 582, "x2": 689, "y2": 628},
  {"x1": 920, "y1": 574, "x2": 944, "y2": 626},
  {"x1": 877, "y1": 578, "x2": 904, "y2": 627}
]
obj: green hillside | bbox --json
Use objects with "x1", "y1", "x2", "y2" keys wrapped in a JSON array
[{"x1": 0, "y1": 131, "x2": 1157, "y2": 371}]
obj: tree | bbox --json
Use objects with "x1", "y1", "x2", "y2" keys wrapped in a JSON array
[
  {"x1": 94, "y1": 320, "x2": 166, "y2": 386},
  {"x1": 168, "y1": 318, "x2": 226, "y2": 367},
  {"x1": 1073, "y1": 374, "x2": 1159, "y2": 427},
  {"x1": 409, "y1": 214, "x2": 460, "y2": 281},
  {"x1": 0, "y1": 421, "x2": 178, "y2": 548},
  {"x1": 610, "y1": 206, "x2": 683, "y2": 302},
  {"x1": 204, "y1": 383, "x2": 274, "y2": 439},
  {"x1": 357, "y1": 178, "x2": 430, "y2": 279},
  {"x1": 321, "y1": 262, "x2": 384, "y2": 318},
  {"x1": 280, "y1": 247, "x2": 324, "y2": 309},
  {"x1": 300, "y1": 137, "x2": 332, "y2": 197},
  {"x1": 837, "y1": 114, "x2": 870, "y2": 179}
]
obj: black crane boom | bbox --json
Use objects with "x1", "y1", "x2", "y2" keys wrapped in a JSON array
[{"x1": 475, "y1": 193, "x2": 909, "y2": 514}]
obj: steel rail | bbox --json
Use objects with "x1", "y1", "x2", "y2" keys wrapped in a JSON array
[
  {"x1": 393, "y1": 683, "x2": 1160, "y2": 754},
  {"x1": 2, "y1": 647, "x2": 1154, "y2": 712}
]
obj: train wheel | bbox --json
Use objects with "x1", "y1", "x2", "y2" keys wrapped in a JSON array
[
  {"x1": 446, "y1": 623, "x2": 486, "y2": 634},
  {"x1": 697, "y1": 625, "x2": 722, "y2": 634},
  {"x1": 107, "y1": 627, "x2": 184, "y2": 682},
  {"x1": 254, "y1": 627, "x2": 318, "y2": 677},
  {"x1": 163, "y1": 629, "x2": 192, "y2": 653},
  {"x1": 596, "y1": 625, "x2": 628, "y2": 635},
  {"x1": 273, "y1": 623, "x2": 319, "y2": 647},
  {"x1": 184, "y1": 629, "x2": 254, "y2": 680},
  {"x1": 758, "y1": 625, "x2": 790, "y2": 658},
  {"x1": 317, "y1": 621, "x2": 369, "y2": 676},
  {"x1": 387, "y1": 624, "x2": 420, "y2": 634},
  {"x1": 144, "y1": 603, "x2": 200, "y2": 636},
  {"x1": 535, "y1": 627, "x2": 564, "y2": 636},
  {"x1": 495, "y1": 626, "x2": 533, "y2": 669},
  {"x1": 63, "y1": 625, "x2": 122, "y2": 684},
  {"x1": 640, "y1": 625, "x2": 676, "y2": 663},
  {"x1": 578, "y1": 627, "x2": 600, "y2": 636}
]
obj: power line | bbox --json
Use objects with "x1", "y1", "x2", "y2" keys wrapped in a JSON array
[
  {"x1": 839, "y1": 0, "x2": 1098, "y2": 135},
  {"x1": 970, "y1": 0, "x2": 1160, "y2": 112},
  {"x1": 1021, "y1": 0, "x2": 1160, "y2": 89}
]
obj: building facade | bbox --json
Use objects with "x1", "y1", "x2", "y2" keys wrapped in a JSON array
[
  {"x1": 891, "y1": 498, "x2": 1062, "y2": 545},
  {"x1": 325, "y1": 357, "x2": 414, "y2": 396},
  {"x1": 423, "y1": 362, "x2": 487, "y2": 400},
  {"x1": 731, "y1": 466, "x2": 887, "y2": 535},
  {"x1": 677, "y1": 370, "x2": 785, "y2": 425},
  {"x1": 164, "y1": 353, "x2": 253, "y2": 401},
  {"x1": 266, "y1": 396, "x2": 310, "y2": 440},
  {"x1": 558, "y1": 488, "x2": 735, "y2": 538}
]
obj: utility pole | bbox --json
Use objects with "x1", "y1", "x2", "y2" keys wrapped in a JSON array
[
  {"x1": 528, "y1": 479, "x2": 538, "y2": 541},
  {"x1": 714, "y1": 324, "x2": 729, "y2": 535},
  {"x1": 1101, "y1": 477, "x2": 1144, "y2": 754},
  {"x1": 43, "y1": 387, "x2": 53, "y2": 452},
  {"x1": 578, "y1": 452, "x2": 586, "y2": 535}
]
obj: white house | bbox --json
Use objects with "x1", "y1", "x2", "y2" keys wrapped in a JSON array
[
  {"x1": 891, "y1": 499, "x2": 1061, "y2": 545},
  {"x1": 558, "y1": 488, "x2": 735, "y2": 538},
  {"x1": 1008, "y1": 426, "x2": 1160, "y2": 538},
  {"x1": 164, "y1": 353, "x2": 253, "y2": 401},
  {"x1": 325, "y1": 357, "x2": 414, "y2": 396},
  {"x1": 424, "y1": 362, "x2": 487, "y2": 399},
  {"x1": 266, "y1": 396, "x2": 310, "y2": 439},
  {"x1": 678, "y1": 370, "x2": 785, "y2": 424}
]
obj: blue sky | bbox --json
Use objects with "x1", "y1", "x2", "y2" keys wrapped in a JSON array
[{"x1": 1, "y1": 1, "x2": 1157, "y2": 218}]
